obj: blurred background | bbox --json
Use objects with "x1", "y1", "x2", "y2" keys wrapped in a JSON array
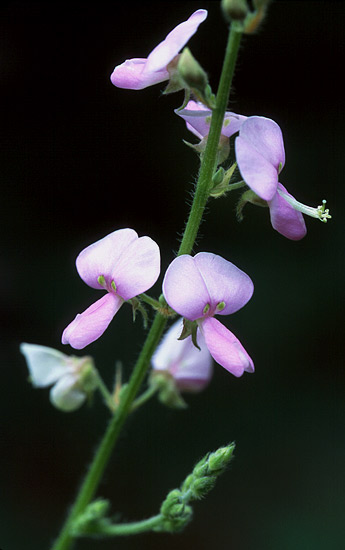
[{"x1": 1, "y1": 1, "x2": 344, "y2": 549}]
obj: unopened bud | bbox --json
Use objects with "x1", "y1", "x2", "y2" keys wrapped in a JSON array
[
  {"x1": 221, "y1": 0, "x2": 249, "y2": 22},
  {"x1": 178, "y1": 48, "x2": 209, "y2": 99}
]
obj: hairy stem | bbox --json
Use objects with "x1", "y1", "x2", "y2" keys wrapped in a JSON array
[
  {"x1": 51, "y1": 21, "x2": 242, "y2": 550},
  {"x1": 178, "y1": 24, "x2": 242, "y2": 256}
]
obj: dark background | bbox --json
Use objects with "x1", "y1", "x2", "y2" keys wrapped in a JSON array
[{"x1": 1, "y1": 1, "x2": 344, "y2": 549}]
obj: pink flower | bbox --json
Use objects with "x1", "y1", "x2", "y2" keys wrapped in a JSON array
[
  {"x1": 163, "y1": 253, "x2": 254, "y2": 377},
  {"x1": 110, "y1": 10, "x2": 207, "y2": 90},
  {"x1": 176, "y1": 100, "x2": 247, "y2": 139},
  {"x1": 235, "y1": 116, "x2": 307, "y2": 240},
  {"x1": 62, "y1": 228, "x2": 160, "y2": 349},
  {"x1": 152, "y1": 318, "x2": 213, "y2": 392}
]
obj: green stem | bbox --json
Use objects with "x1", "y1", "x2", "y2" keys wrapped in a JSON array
[
  {"x1": 51, "y1": 313, "x2": 167, "y2": 550},
  {"x1": 51, "y1": 21, "x2": 242, "y2": 550},
  {"x1": 94, "y1": 371, "x2": 115, "y2": 412},
  {"x1": 79, "y1": 515, "x2": 163, "y2": 537},
  {"x1": 131, "y1": 385, "x2": 158, "y2": 412},
  {"x1": 138, "y1": 293, "x2": 161, "y2": 310},
  {"x1": 227, "y1": 180, "x2": 246, "y2": 191},
  {"x1": 178, "y1": 24, "x2": 242, "y2": 256}
]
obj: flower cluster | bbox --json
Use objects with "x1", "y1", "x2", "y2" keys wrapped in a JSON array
[{"x1": 21, "y1": 7, "x2": 331, "y2": 414}]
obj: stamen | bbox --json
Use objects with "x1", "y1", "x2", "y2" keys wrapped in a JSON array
[
  {"x1": 216, "y1": 301, "x2": 226, "y2": 312},
  {"x1": 111, "y1": 280, "x2": 117, "y2": 292},
  {"x1": 277, "y1": 189, "x2": 332, "y2": 223}
]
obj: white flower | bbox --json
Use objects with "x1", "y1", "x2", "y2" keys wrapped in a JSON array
[{"x1": 20, "y1": 343, "x2": 97, "y2": 412}]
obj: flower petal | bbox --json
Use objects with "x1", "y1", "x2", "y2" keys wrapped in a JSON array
[
  {"x1": 20, "y1": 343, "x2": 71, "y2": 387},
  {"x1": 76, "y1": 228, "x2": 139, "y2": 289},
  {"x1": 152, "y1": 318, "x2": 213, "y2": 392},
  {"x1": 110, "y1": 58, "x2": 169, "y2": 90},
  {"x1": 145, "y1": 10, "x2": 208, "y2": 73},
  {"x1": 62, "y1": 293, "x2": 123, "y2": 349},
  {"x1": 176, "y1": 100, "x2": 247, "y2": 139},
  {"x1": 194, "y1": 252, "x2": 254, "y2": 315},
  {"x1": 239, "y1": 116, "x2": 285, "y2": 172},
  {"x1": 113, "y1": 236, "x2": 160, "y2": 300},
  {"x1": 163, "y1": 255, "x2": 210, "y2": 320},
  {"x1": 50, "y1": 374, "x2": 86, "y2": 412},
  {"x1": 235, "y1": 134, "x2": 279, "y2": 201},
  {"x1": 201, "y1": 317, "x2": 254, "y2": 377},
  {"x1": 268, "y1": 183, "x2": 307, "y2": 240}
]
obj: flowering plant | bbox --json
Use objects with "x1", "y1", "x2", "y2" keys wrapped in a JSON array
[{"x1": 18, "y1": 2, "x2": 332, "y2": 549}]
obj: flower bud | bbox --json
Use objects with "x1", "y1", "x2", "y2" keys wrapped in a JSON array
[
  {"x1": 221, "y1": 0, "x2": 249, "y2": 22},
  {"x1": 177, "y1": 48, "x2": 209, "y2": 103}
]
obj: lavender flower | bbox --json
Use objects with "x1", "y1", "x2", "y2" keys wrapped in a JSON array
[
  {"x1": 163, "y1": 253, "x2": 254, "y2": 377},
  {"x1": 110, "y1": 10, "x2": 207, "y2": 90},
  {"x1": 235, "y1": 116, "x2": 330, "y2": 240}
]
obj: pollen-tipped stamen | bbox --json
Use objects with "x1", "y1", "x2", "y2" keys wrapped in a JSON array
[{"x1": 277, "y1": 189, "x2": 332, "y2": 223}]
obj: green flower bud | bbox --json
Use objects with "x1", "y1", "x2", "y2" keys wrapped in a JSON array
[
  {"x1": 221, "y1": 0, "x2": 249, "y2": 22},
  {"x1": 178, "y1": 48, "x2": 209, "y2": 101},
  {"x1": 208, "y1": 444, "x2": 235, "y2": 473}
]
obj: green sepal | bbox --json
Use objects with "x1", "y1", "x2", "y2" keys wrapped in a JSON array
[
  {"x1": 236, "y1": 188, "x2": 267, "y2": 221},
  {"x1": 129, "y1": 297, "x2": 148, "y2": 329},
  {"x1": 178, "y1": 319, "x2": 200, "y2": 351}
]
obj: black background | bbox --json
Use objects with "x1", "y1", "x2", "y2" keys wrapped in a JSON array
[{"x1": 1, "y1": 1, "x2": 344, "y2": 549}]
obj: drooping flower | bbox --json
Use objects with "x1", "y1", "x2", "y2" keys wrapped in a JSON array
[
  {"x1": 176, "y1": 100, "x2": 247, "y2": 140},
  {"x1": 163, "y1": 253, "x2": 254, "y2": 377},
  {"x1": 62, "y1": 228, "x2": 160, "y2": 349},
  {"x1": 110, "y1": 9, "x2": 207, "y2": 90},
  {"x1": 235, "y1": 116, "x2": 331, "y2": 240},
  {"x1": 151, "y1": 318, "x2": 213, "y2": 393},
  {"x1": 20, "y1": 343, "x2": 98, "y2": 412}
]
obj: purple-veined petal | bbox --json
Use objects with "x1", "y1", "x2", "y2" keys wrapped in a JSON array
[
  {"x1": 201, "y1": 317, "x2": 254, "y2": 377},
  {"x1": 50, "y1": 373, "x2": 86, "y2": 412},
  {"x1": 176, "y1": 100, "x2": 247, "y2": 139},
  {"x1": 238, "y1": 116, "x2": 285, "y2": 172},
  {"x1": 194, "y1": 252, "x2": 254, "y2": 315},
  {"x1": 76, "y1": 228, "x2": 139, "y2": 290},
  {"x1": 62, "y1": 293, "x2": 123, "y2": 349},
  {"x1": 113, "y1": 236, "x2": 160, "y2": 300},
  {"x1": 235, "y1": 134, "x2": 279, "y2": 201},
  {"x1": 268, "y1": 183, "x2": 307, "y2": 240},
  {"x1": 163, "y1": 255, "x2": 211, "y2": 320},
  {"x1": 110, "y1": 58, "x2": 169, "y2": 90},
  {"x1": 152, "y1": 318, "x2": 213, "y2": 392},
  {"x1": 20, "y1": 343, "x2": 71, "y2": 387},
  {"x1": 145, "y1": 10, "x2": 208, "y2": 73}
]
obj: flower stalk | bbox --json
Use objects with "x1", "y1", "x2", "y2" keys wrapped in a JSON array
[{"x1": 51, "y1": 20, "x2": 243, "y2": 550}]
